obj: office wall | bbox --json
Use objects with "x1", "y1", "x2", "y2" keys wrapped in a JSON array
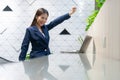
[
  {"x1": 86, "y1": 0, "x2": 120, "y2": 80},
  {"x1": 0, "y1": 0, "x2": 94, "y2": 61}
]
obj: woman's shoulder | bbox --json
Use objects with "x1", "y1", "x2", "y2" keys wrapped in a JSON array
[{"x1": 26, "y1": 26, "x2": 35, "y2": 31}]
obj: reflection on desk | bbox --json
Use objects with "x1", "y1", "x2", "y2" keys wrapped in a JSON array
[{"x1": 0, "y1": 54, "x2": 88, "y2": 80}]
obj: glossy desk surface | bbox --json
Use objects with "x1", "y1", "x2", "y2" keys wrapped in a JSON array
[{"x1": 0, "y1": 53, "x2": 88, "y2": 80}]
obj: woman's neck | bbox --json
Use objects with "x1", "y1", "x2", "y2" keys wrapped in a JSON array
[{"x1": 36, "y1": 24, "x2": 42, "y2": 29}]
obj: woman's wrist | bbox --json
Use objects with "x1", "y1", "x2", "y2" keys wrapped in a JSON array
[{"x1": 69, "y1": 12, "x2": 72, "y2": 16}]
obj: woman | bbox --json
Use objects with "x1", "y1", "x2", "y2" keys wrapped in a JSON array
[{"x1": 19, "y1": 7, "x2": 76, "y2": 61}]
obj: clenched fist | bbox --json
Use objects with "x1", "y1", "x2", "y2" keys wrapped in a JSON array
[{"x1": 69, "y1": 7, "x2": 77, "y2": 16}]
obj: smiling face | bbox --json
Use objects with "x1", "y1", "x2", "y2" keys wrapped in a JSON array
[
  {"x1": 31, "y1": 8, "x2": 49, "y2": 27},
  {"x1": 36, "y1": 13, "x2": 48, "y2": 27}
]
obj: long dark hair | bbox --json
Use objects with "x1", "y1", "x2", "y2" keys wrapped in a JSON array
[{"x1": 30, "y1": 8, "x2": 49, "y2": 26}]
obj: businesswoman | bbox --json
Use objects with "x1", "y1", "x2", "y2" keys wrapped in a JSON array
[{"x1": 19, "y1": 7, "x2": 76, "y2": 61}]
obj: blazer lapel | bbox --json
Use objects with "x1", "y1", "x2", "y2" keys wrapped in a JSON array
[
  {"x1": 33, "y1": 26, "x2": 49, "y2": 44},
  {"x1": 33, "y1": 26, "x2": 45, "y2": 39},
  {"x1": 42, "y1": 26, "x2": 49, "y2": 39}
]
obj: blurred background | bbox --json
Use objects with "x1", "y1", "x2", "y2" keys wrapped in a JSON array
[{"x1": 0, "y1": 0, "x2": 94, "y2": 61}]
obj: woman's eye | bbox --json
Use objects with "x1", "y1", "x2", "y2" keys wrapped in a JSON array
[{"x1": 41, "y1": 17, "x2": 44, "y2": 19}]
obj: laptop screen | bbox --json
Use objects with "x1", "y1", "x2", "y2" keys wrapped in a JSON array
[{"x1": 79, "y1": 35, "x2": 92, "y2": 53}]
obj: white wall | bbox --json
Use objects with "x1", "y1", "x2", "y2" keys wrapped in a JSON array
[
  {"x1": 0, "y1": 0, "x2": 94, "y2": 61},
  {"x1": 86, "y1": 0, "x2": 120, "y2": 80}
]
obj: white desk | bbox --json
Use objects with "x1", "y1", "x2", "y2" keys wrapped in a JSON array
[{"x1": 0, "y1": 53, "x2": 88, "y2": 80}]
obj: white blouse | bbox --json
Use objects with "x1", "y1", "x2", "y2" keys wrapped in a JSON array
[{"x1": 39, "y1": 28, "x2": 45, "y2": 37}]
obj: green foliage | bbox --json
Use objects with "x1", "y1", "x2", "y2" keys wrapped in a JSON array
[
  {"x1": 26, "y1": 53, "x2": 30, "y2": 60},
  {"x1": 96, "y1": 0, "x2": 106, "y2": 8},
  {"x1": 85, "y1": 10, "x2": 99, "y2": 31},
  {"x1": 85, "y1": 0, "x2": 106, "y2": 31},
  {"x1": 78, "y1": 35, "x2": 83, "y2": 44}
]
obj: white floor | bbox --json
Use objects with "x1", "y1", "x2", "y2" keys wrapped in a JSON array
[{"x1": 0, "y1": 53, "x2": 88, "y2": 80}]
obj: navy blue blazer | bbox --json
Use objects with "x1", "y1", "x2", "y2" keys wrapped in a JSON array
[{"x1": 19, "y1": 13, "x2": 71, "y2": 61}]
